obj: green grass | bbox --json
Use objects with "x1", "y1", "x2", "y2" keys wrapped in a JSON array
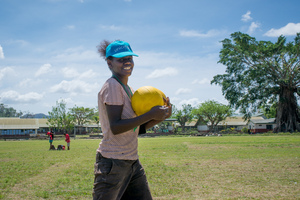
[{"x1": 0, "y1": 136, "x2": 300, "y2": 199}]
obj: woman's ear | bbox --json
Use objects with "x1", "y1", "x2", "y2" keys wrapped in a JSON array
[{"x1": 107, "y1": 60, "x2": 112, "y2": 69}]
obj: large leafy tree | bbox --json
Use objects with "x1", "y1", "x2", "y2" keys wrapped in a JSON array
[
  {"x1": 92, "y1": 108, "x2": 99, "y2": 125},
  {"x1": 212, "y1": 32, "x2": 300, "y2": 132},
  {"x1": 173, "y1": 104, "x2": 194, "y2": 132},
  {"x1": 69, "y1": 106, "x2": 95, "y2": 134},
  {"x1": 47, "y1": 100, "x2": 75, "y2": 134},
  {"x1": 192, "y1": 100, "x2": 233, "y2": 132},
  {"x1": 69, "y1": 106, "x2": 95, "y2": 126},
  {"x1": 92, "y1": 108, "x2": 100, "y2": 132},
  {"x1": 260, "y1": 103, "x2": 277, "y2": 119}
]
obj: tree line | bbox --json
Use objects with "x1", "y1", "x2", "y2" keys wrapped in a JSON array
[
  {"x1": 47, "y1": 100, "x2": 235, "y2": 134},
  {"x1": 0, "y1": 98, "x2": 282, "y2": 135},
  {"x1": 172, "y1": 100, "x2": 233, "y2": 133},
  {"x1": 0, "y1": 104, "x2": 23, "y2": 117}
]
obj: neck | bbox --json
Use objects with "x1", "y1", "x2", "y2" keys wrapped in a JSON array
[
  {"x1": 112, "y1": 74, "x2": 132, "y2": 98},
  {"x1": 113, "y1": 74, "x2": 128, "y2": 85}
]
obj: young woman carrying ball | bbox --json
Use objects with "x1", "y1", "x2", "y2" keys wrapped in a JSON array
[{"x1": 93, "y1": 40, "x2": 172, "y2": 200}]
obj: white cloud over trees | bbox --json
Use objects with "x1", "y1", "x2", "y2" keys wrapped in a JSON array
[{"x1": 265, "y1": 23, "x2": 300, "y2": 37}]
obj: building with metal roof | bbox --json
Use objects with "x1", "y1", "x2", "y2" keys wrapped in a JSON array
[
  {"x1": 190, "y1": 115, "x2": 275, "y2": 133},
  {"x1": 0, "y1": 118, "x2": 49, "y2": 135},
  {"x1": 248, "y1": 118, "x2": 276, "y2": 133}
]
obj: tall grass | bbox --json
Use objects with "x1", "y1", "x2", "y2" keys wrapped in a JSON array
[{"x1": 0, "y1": 135, "x2": 299, "y2": 199}]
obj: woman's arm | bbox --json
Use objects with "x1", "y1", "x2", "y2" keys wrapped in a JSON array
[{"x1": 106, "y1": 104, "x2": 170, "y2": 135}]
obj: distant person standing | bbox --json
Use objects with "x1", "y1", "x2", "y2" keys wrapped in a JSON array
[
  {"x1": 47, "y1": 130, "x2": 54, "y2": 150},
  {"x1": 64, "y1": 133, "x2": 70, "y2": 150}
]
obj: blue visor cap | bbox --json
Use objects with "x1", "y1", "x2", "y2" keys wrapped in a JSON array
[{"x1": 106, "y1": 41, "x2": 139, "y2": 58}]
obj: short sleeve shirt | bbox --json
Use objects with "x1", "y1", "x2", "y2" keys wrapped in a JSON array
[
  {"x1": 65, "y1": 134, "x2": 70, "y2": 143},
  {"x1": 97, "y1": 78, "x2": 139, "y2": 160}
]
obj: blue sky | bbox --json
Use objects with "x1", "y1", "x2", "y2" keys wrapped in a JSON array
[{"x1": 1, "y1": 0, "x2": 300, "y2": 115}]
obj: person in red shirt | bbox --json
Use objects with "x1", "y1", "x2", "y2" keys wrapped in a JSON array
[
  {"x1": 47, "y1": 130, "x2": 54, "y2": 150},
  {"x1": 64, "y1": 133, "x2": 70, "y2": 150}
]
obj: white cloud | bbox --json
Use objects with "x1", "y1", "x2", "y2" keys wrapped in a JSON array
[
  {"x1": 78, "y1": 69, "x2": 97, "y2": 80},
  {"x1": 61, "y1": 67, "x2": 97, "y2": 79},
  {"x1": 175, "y1": 88, "x2": 192, "y2": 95},
  {"x1": 6, "y1": 39, "x2": 29, "y2": 47},
  {"x1": 100, "y1": 25, "x2": 122, "y2": 31},
  {"x1": 0, "y1": 67, "x2": 14, "y2": 81},
  {"x1": 35, "y1": 63, "x2": 52, "y2": 77},
  {"x1": 66, "y1": 25, "x2": 75, "y2": 30},
  {"x1": 241, "y1": 11, "x2": 252, "y2": 22},
  {"x1": 50, "y1": 80, "x2": 99, "y2": 94},
  {"x1": 62, "y1": 67, "x2": 80, "y2": 78},
  {"x1": 58, "y1": 97, "x2": 74, "y2": 105},
  {"x1": 18, "y1": 78, "x2": 44, "y2": 88},
  {"x1": 179, "y1": 29, "x2": 220, "y2": 38},
  {"x1": 0, "y1": 45, "x2": 4, "y2": 59},
  {"x1": 53, "y1": 48, "x2": 98, "y2": 62},
  {"x1": 146, "y1": 67, "x2": 178, "y2": 79},
  {"x1": 248, "y1": 22, "x2": 260, "y2": 34},
  {"x1": 136, "y1": 51, "x2": 219, "y2": 71},
  {"x1": 264, "y1": 23, "x2": 300, "y2": 37},
  {"x1": 0, "y1": 90, "x2": 43, "y2": 104},
  {"x1": 19, "y1": 78, "x2": 32, "y2": 87},
  {"x1": 192, "y1": 78, "x2": 211, "y2": 85},
  {"x1": 178, "y1": 98, "x2": 202, "y2": 107}
]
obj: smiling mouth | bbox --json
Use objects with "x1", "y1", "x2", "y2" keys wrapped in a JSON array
[{"x1": 124, "y1": 67, "x2": 131, "y2": 70}]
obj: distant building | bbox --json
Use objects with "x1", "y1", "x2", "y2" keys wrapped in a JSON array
[
  {"x1": 197, "y1": 115, "x2": 275, "y2": 133},
  {"x1": 248, "y1": 118, "x2": 276, "y2": 133},
  {"x1": 0, "y1": 118, "x2": 49, "y2": 135},
  {"x1": 0, "y1": 117, "x2": 100, "y2": 137}
]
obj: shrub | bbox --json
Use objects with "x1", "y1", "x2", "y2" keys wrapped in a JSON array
[{"x1": 241, "y1": 127, "x2": 248, "y2": 133}]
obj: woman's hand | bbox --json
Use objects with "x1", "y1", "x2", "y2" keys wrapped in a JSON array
[
  {"x1": 148, "y1": 106, "x2": 169, "y2": 121},
  {"x1": 164, "y1": 97, "x2": 172, "y2": 119},
  {"x1": 148, "y1": 97, "x2": 172, "y2": 121}
]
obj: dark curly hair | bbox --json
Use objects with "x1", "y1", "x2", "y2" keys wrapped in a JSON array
[
  {"x1": 97, "y1": 39, "x2": 123, "y2": 60},
  {"x1": 97, "y1": 40, "x2": 111, "y2": 60}
]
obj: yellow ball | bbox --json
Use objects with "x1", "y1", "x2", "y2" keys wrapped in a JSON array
[{"x1": 132, "y1": 86, "x2": 166, "y2": 116}]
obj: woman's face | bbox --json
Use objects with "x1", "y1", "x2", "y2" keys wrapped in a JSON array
[{"x1": 108, "y1": 56, "x2": 134, "y2": 78}]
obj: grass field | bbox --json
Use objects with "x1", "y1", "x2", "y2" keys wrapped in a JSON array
[{"x1": 0, "y1": 135, "x2": 299, "y2": 200}]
